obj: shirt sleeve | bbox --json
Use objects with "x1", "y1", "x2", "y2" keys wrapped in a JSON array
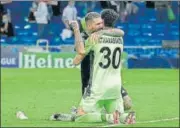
[{"x1": 84, "y1": 36, "x2": 96, "y2": 55}]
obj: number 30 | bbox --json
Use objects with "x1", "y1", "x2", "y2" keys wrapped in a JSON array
[{"x1": 99, "y1": 47, "x2": 121, "y2": 69}]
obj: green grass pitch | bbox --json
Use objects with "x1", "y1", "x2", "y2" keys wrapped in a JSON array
[{"x1": 1, "y1": 68, "x2": 179, "y2": 127}]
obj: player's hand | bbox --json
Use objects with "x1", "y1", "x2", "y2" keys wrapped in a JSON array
[
  {"x1": 123, "y1": 95, "x2": 132, "y2": 110},
  {"x1": 69, "y1": 20, "x2": 79, "y2": 31}
]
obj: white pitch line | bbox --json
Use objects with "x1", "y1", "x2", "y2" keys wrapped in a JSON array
[
  {"x1": 7, "y1": 79, "x2": 179, "y2": 83},
  {"x1": 136, "y1": 117, "x2": 179, "y2": 124},
  {"x1": 101, "y1": 117, "x2": 179, "y2": 127}
]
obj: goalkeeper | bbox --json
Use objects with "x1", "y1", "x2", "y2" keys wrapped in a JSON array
[
  {"x1": 50, "y1": 12, "x2": 135, "y2": 124},
  {"x1": 77, "y1": 9, "x2": 132, "y2": 111}
]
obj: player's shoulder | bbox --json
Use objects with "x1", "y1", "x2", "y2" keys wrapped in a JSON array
[{"x1": 87, "y1": 32, "x2": 100, "y2": 44}]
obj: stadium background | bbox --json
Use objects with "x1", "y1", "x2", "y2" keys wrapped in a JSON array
[
  {"x1": 1, "y1": 1, "x2": 179, "y2": 68},
  {"x1": 1, "y1": 1, "x2": 179, "y2": 127}
]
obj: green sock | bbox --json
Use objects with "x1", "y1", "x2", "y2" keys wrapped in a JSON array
[{"x1": 101, "y1": 113, "x2": 106, "y2": 122}]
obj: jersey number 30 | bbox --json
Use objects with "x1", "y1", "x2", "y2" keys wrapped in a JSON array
[{"x1": 99, "y1": 47, "x2": 121, "y2": 69}]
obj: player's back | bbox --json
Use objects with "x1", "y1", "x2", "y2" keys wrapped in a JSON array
[{"x1": 88, "y1": 29, "x2": 124, "y2": 100}]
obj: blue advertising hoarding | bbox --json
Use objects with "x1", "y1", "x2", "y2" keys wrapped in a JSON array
[
  {"x1": 1, "y1": 46, "x2": 19, "y2": 68},
  {"x1": 1, "y1": 46, "x2": 179, "y2": 69}
]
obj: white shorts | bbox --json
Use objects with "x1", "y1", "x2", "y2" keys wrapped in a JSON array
[{"x1": 79, "y1": 96, "x2": 124, "y2": 114}]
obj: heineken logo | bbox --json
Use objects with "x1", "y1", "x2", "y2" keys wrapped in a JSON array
[{"x1": 19, "y1": 52, "x2": 75, "y2": 68}]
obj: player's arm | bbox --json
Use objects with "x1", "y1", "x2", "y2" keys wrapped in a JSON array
[
  {"x1": 73, "y1": 54, "x2": 85, "y2": 65},
  {"x1": 69, "y1": 20, "x2": 86, "y2": 65},
  {"x1": 73, "y1": 29, "x2": 85, "y2": 55},
  {"x1": 69, "y1": 20, "x2": 85, "y2": 55},
  {"x1": 112, "y1": 28, "x2": 124, "y2": 36},
  {"x1": 73, "y1": 34, "x2": 97, "y2": 65},
  {"x1": 101, "y1": 28, "x2": 124, "y2": 37}
]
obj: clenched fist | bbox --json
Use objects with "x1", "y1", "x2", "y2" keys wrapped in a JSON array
[{"x1": 68, "y1": 20, "x2": 79, "y2": 31}]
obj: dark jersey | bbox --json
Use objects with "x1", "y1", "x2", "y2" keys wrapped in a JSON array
[{"x1": 80, "y1": 31, "x2": 91, "y2": 95}]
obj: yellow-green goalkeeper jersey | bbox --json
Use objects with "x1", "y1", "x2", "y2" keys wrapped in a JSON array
[{"x1": 84, "y1": 29, "x2": 124, "y2": 100}]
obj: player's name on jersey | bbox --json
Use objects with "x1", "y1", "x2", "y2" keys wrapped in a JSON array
[{"x1": 99, "y1": 36, "x2": 123, "y2": 44}]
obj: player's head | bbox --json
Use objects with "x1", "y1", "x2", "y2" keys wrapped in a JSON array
[
  {"x1": 101, "y1": 9, "x2": 119, "y2": 27},
  {"x1": 68, "y1": 0, "x2": 75, "y2": 7},
  {"x1": 85, "y1": 12, "x2": 104, "y2": 34}
]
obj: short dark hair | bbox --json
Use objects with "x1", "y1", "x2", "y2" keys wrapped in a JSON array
[
  {"x1": 85, "y1": 12, "x2": 101, "y2": 23},
  {"x1": 101, "y1": 9, "x2": 119, "y2": 27}
]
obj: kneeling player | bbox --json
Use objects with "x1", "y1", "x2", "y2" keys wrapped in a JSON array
[{"x1": 50, "y1": 12, "x2": 135, "y2": 124}]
